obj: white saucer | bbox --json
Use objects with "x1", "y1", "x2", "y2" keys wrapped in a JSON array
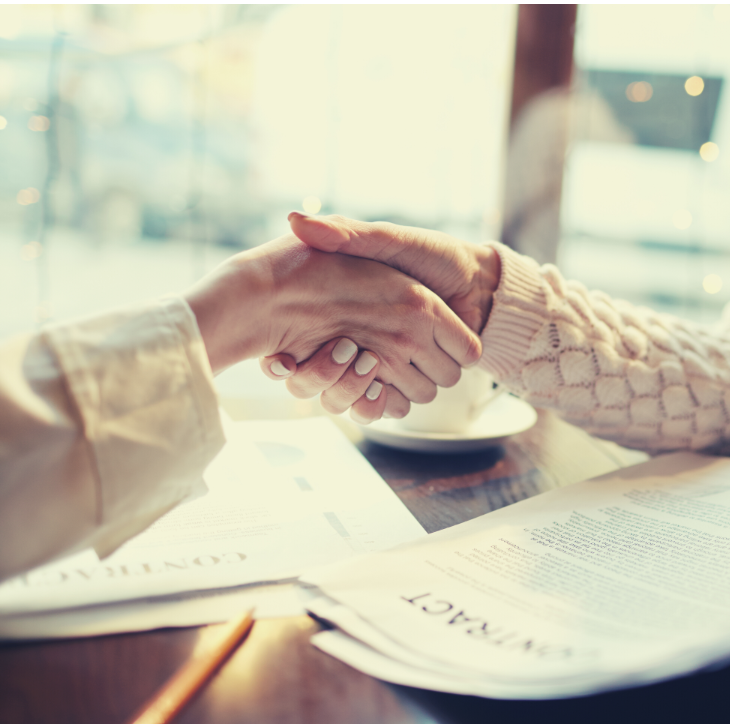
[{"x1": 358, "y1": 394, "x2": 537, "y2": 454}]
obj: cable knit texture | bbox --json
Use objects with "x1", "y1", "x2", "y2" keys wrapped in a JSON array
[{"x1": 480, "y1": 243, "x2": 730, "y2": 454}]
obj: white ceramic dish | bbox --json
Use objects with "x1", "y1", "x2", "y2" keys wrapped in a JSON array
[{"x1": 358, "y1": 394, "x2": 537, "y2": 454}]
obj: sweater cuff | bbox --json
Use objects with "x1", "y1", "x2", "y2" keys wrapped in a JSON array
[{"x1": 479, "y1": 242, "x2": 549, "y2": 381}]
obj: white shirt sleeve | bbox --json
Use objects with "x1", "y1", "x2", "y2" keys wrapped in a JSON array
[{"x1": 0, "y1": 297, "x2": 225, "y2": 581}]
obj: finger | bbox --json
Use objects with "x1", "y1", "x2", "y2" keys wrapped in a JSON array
[
  {"x1": 259, "y1": 353, "x2": 297, "y2": 380},
  {"x1": 288, "y1": 211, "x2": 398, "y2": 258},
  {"x1": 285, "y1": 337, "x2": 358, "y2": 399},
  {"x1": 320, "y1": 350, "x2": 380, "y2": 415},
  {"x1": 350, "y1": 380, "x2": 387, "y2": 424},
  {"x1": 410, "y1": 347, "x2": 462, "y2": 389},
  {"x1": 431, "y1": 298, "x2": 483, "y2": 368},
  {"x1": 288, "y1": 212, "x2": 499, "y2": 336},
  {"x1": 381, "y1": 362, "x2": 438, "y2": 405},
  {"x1": 288, "y1": 212, "x2": 448, "y2": 286},
  {"x1": 382, "y1": 384, "x2": 410, "y2": 419}
]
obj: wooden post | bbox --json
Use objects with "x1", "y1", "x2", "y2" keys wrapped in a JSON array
[
  {"x1": 509, "y1": 4, "x2": 578, "y2": 127},
  {"x1": 501, "y1": 4, "x2": 578, "y2": 263}
]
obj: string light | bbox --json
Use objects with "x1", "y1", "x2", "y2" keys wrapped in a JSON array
[
  {"x1": 684, "y1": 76, "x2": 704, "y2": 96},
  {"x1": 17, "y1": 188, "x2": 40, "y2": 205},
  {"x1": 626, "y1": 81, "x2": 653, "y2": 102},
  {"x1": 700, "y1": 142, "x2": 720, "y2": 162},
  {"x1": 28, "y1": 115, "x2": 50, "y2": 131},
  {"x1": 302, "y1": 195, "x2": 322, "y2": 214},
  {"x1": 20, "y1": 241, "x2": 42, "y2": 261},
  {"x1": 703, "y1": 274, "x2": 723, "y2": 295}
]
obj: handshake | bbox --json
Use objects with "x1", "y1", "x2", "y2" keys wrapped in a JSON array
[{"x1": 184, "y1": 213, "x2": 502, "y2": 424}]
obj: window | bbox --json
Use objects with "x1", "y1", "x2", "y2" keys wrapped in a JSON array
[
  {"x1": 0, "y1": 5, "x2": 516, "y2": 338},
  {"x1": 559, "y1": 5, "x2": 730, "y2": 323}
]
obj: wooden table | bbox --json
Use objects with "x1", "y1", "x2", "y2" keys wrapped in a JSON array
[{"x1": 1, "y1": 409, "x2": 728, "y2": 723}]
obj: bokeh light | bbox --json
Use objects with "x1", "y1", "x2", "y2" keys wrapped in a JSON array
[
  {"x1": 684, "y1": 76, "x2": 704, "y2": 96},
  {"x1": 20, "y1": 241, "x2": 42, "y2": 261},
  {"x1": 626, "y1": 81, "x2": 653, "y2": 102},
  {"x1": 17, "y1": 188, "x2": 40, "y2": 205},
  {"x1": 302, "y1": 196, "x2": 322, "y2": 214},
  {"x1": 0, "y1": 116, "x2": 7, "y2": 130},
  {"x1": 700, "y1": 142, "x2": 720, "y2": 162},
  {"x1": 672, "y1": 210, "x2": 692, "y2": 230},
  {"x1": 703, "y1": 274, "x2": 723, "y2": 294},
  {"x1": 28, "y1": 115, "x2": 50, "y2": 132}
]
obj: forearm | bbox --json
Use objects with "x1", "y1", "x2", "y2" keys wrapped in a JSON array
[
  {"x1": 0, "y1": 299, "x2": 224, "y2": 580},
  {"x1": 481, "y1": 243, "x2": 730, "y2": 453}
]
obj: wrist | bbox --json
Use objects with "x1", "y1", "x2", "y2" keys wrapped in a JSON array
[
  {"x1": 474, "y1": 243, "x2": 502, "y2": 334},
  {"x1": 183, "y1": 250, "x2": 276, "y2": 374}
]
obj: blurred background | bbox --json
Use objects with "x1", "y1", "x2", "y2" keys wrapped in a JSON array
[
  {"x1": 0, "y1": 4, "x2": 514, "y2": 339},
  {"x1": 0, "y1": 4, "x2": 728, "y2": 345}
]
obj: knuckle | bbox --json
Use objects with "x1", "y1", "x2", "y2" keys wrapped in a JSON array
[
  {"x1": 441, "y1": 366, "x2": 462, "y2": 389},
  {"x1": 286, "y1": 379, "x2": 314, "y2": 399},
  {"x1": 334, "y1": 376, "x2": 364, "y2": 402},
  {"x1": 464, "y1": 335, "x2": 482, "y2": 365},
  {"x1": 390, "y1": 329, "x2": 417, "y2": 354},
  {"x1": 401, "y1": 283, "x2": 429, "y2": 311},
  {"x1": 388, "y1": 398, "x2": 410, "y2": 419},
  {"x1": 305, "y1": 366, "x2": 337, "y2": 392},
  {"x1": 320, "y1": 394, "x2": 347, "y2": 415},
  {"x1": 412, "y1": 383, "x2": 438, "y2": 405},
  {"x1": 373, "y1": 220, "x2": 393, "y2": 236}
]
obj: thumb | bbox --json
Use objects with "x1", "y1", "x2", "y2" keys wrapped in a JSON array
[
  {"x1": 288, "y1": 212, "x2": 397, "y2": 262},
  {"x1": 288, "y1": 212, "x2": 349, "y2": 253},
  {"x1": 259, "y1": 353, "x2": 297, "y2": 380}
]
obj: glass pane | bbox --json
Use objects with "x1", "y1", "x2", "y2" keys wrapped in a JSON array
[
  {"x1": 559, "y1": 4, "x2": 730, "y2": 323},
  {"x1": 0, "y1": 5, "x2": 516, "y2": 338}
]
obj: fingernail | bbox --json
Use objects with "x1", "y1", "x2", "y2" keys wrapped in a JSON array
[
  {"x1": 270, "y1": 360, "x2": 290, "y2": 377},
  {"x1": 355, "y1": 352, "x2": 377, "y2": 375},
  {"x1": 351, "y1": 410, "x2": 371, "y2": 424},
  {"x1": 365, "y1": 381, "x2": 383, "y2": 401},
  {"x1": 288, "y1": 211, "x2": 307, "y2": 221},
  {"x1": 332, "y1": 338, "x2": 358, "y2": 364}
]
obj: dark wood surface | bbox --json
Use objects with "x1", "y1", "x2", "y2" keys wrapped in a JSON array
[{"x1": 1, "y1": 409, "x2": 728, "y2": 723}]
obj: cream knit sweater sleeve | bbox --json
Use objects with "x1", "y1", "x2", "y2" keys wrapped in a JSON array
[{"x1": 479, "y1": 243, "x2": 730, "y2": 453}]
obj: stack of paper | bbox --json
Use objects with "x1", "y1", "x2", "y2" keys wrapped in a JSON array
[
  {"x1": 0, "y1": 417, "x2": 425, "y2": 639},
  {"x1": 304, "y1": 452, "x2": 730, "y2": 699}
]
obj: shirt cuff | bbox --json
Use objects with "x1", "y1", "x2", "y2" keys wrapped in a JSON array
[
  {"x1": 44, "y1": 297, "x2": 225, "y2": 558},
  {"x1": 479, "y1": 242, "x2": 549, "y2": 381}
]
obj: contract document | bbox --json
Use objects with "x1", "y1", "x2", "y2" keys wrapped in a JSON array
[
  {"x1": 0, "y1": 417, "x2": 425, "y2": 625},
  {"x1": 304, "y1": 452, "x2": 730, "y2": 699}
]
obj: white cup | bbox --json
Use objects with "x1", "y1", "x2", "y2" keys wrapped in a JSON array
[{"x1": 394, "y1": 368, "x2": 503, "y2": 434}]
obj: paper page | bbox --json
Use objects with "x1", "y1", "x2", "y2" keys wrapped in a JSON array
[
  {"x1": 308, "y1": 597, "x2": 730, "y2": 700},
  {"x1": 0, "y1": 417, "x2": 425, "y2": 615},
  {"x1": 0, "y1": 582, "x2": 316, "y2": 641},
  {"x1": 303, "y1": 452, "x2": 730, "y2": 695}
]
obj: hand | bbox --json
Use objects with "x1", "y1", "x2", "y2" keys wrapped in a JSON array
[
  {"x1": 183, "y1": 234, "x2": 482, "y2": 412},
  {"x1": 260, "y1": 338, "x2": 411, "y2": 421},
  {"x1": 260, "y1": 338, "x2": 408, "y2": 422},
  {"x1": 288, "y1": 212, "x2": 502, "y2": 334}
]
